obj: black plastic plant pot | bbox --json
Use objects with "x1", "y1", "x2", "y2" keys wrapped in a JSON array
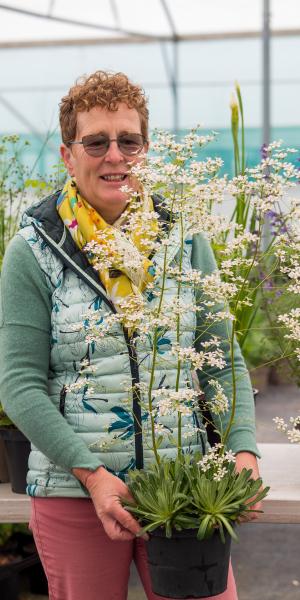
[
  {"x1": 0, "y1": 428, "x2": 31, "y2": 494},
  {"x1": 0, "y1": 552, "x2": 40, "y2": 600},
  {"x1": 0, "y1": 570, "x2": 20, "y2": 600},
  {"x1": 146, "y1": 528, "x2": 231, "y2": 599},
  {"x1": 0, "y1": 553, "x2": 23, "y2": 600}
]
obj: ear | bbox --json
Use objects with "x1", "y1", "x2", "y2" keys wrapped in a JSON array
[{"x1": 60, "y1": 144, "x2": 75, "y2": 176}]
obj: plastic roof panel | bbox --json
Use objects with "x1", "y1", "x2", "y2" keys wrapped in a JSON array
[
  {"x1": 0, "y1": 0, "x2": 299, "y2": 137},
  {"x1": 0, "y1": 0, "x2": 300, "y2": 46}
]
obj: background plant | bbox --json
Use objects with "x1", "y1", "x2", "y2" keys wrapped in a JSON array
[
  {"x1": 0, "y1": 134, "x2": 66, "y2": 426},
  {"x1": 210, "y1": 85, "x2": 300, "y2": 384}
]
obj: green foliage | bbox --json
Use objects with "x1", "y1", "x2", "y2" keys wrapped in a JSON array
[
  {"x1": 0, "y1": 135, "x2": 66, "y2": 270},
  {"x1": 0, "y1": 135, "x2": 67, "y2": 426},
  {"x1": 0, "y1": 403, "x2": 14, "y2": 427},
  {"x1": 261, "y1": 277, "x2": 300, "y2": 385},
  {"x1": 0, "y1": 523, "x2": 30, "y2": 546},
  {"x1": 242, "y1": 306, "x2": 280, "y2": 370},
  {"x1": 123, "y1": 454, "x2": 269, "y2": 542},
  {"x1": 0, "y1": 135, "x2": 29, "y2": 269}
]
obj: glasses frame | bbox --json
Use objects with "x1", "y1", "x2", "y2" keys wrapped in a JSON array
[{"x1": 68, "y1": 133, "x2": 147, "y2": 158}]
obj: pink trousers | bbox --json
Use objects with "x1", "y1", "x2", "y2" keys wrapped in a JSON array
[{"x1": 29, "y1": 497, "x2": 238, "y2": 600}]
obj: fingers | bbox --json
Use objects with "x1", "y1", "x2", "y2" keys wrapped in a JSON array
[
  {"x1": 95, "y1": 500, "x2": 148, "y2": 542},
  {"x1": 238, "y1": 500, "x2": 263, "y2": 523},
  {"x1": 100, "y1": 508, "x2": 148, "y2": 542},
  {"x1": 119, "y1": 487, "x2": 136, "y2": 505},
  {"x1": 101, "y1": 514, "x2": 136, "y2": 541},
  {"x1": 113, "y1": 504, "x2": 147, "y2": 538},
  {"x1": 87, "y1": 469, "x2": 148, "y2": 542}
]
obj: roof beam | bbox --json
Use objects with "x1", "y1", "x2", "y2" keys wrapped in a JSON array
[
  {"x1": 0, "y1": 3, "x2": 161, "y2": 40},
  {"x1": 0, "y1": 28, "x2": 299, "y2": 49},
  {"x1": 1, "y1": 78, "x2": 300, "y2": 94}
]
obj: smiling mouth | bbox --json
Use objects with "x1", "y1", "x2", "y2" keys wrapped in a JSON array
[{"x1": 100, "y1": 174, "x2": 128, "y2": 182}]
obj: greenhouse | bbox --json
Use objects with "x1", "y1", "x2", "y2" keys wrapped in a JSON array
[{"x1": 0, "y1": 2, "x2": 299, "y2": 600}]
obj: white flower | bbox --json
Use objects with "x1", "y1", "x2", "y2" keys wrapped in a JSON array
[
  {"x1": 208, "y1": 380, "x2": 229, "y2": 414},
  {"x1": 65, "y1": 379, "x2": 89, "y2": 393},
  {"x1": 273, "y1": 417, "x2": 288, "y2": 432},
  {"x1": 287, "y1": 429, "x2": 300, "y2": 443},
  {"x1": 152, "y1": 387, "x2": 198, "y2": 418}
]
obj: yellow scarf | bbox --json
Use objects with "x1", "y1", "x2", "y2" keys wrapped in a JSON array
[{"x1": 57, "y1": 179, "x2": 158, "y2": 325}]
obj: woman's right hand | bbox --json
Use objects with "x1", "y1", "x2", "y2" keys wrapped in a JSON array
[{"x1": 73, "y1": 466, "x2": 147, "y2": 542}]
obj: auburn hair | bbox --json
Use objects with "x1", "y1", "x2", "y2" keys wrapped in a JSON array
[{"x1": 59, "y1": 70, "x2": 149, "y2": 145}]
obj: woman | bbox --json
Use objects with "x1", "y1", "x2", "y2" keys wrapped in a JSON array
[{"x1": 0, "y1": 71, "x2": 261, "y2": 600}]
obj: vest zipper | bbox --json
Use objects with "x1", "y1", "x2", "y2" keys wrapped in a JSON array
[
  {"x1": 123, "y1": 330, "x2": 144, "y2": 470},
  {"x1": 59, "y1": 385, "x2": 66, "y2": 416}
]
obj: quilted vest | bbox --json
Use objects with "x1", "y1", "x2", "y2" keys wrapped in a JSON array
[{"x1": 18, "y1": 193, "x2": 209, "y2": 497}]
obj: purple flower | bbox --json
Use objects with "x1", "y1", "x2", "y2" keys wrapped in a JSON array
[
  {"x1": 260, "y1": 144, "x2": 268, "y2": 160},
  {"x1": 263, "y1": 279, "x2": 274, "y2": 292},
  {"x1": 280, "y1": 225, "x2": 288, "y2": 234}
]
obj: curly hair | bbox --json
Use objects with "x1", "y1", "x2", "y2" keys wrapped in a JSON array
[{"x1": 59, "y1": 70, "x2": 149, "y2": 145}]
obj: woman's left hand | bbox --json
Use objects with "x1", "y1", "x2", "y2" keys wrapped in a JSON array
[{"x1": 235, "y1": 451, "x2": 262, "y2": 522}]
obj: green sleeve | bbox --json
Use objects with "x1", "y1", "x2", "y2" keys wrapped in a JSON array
[
  {"x1": 0, "y1": 235, "x2": 103, "y2": 473},
  {"x1": 191, "y1": 233, "x2": 260, "y2": 457}
]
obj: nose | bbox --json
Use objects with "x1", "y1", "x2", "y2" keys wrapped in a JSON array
[{"x1": 103, "y1": 139, "x2": 125, "y2": 163}]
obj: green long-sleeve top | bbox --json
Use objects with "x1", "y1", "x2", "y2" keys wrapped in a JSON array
[{"x1": 0, "y1": 234, "x2": 260, "y2": 475}]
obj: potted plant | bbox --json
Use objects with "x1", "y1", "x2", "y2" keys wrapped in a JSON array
[
  {"x1": 69, "y1": 120, "x2": 299, "y2": 598},
  {"x1": 0, "y1": 408, "x2": 31, "y2": 494},
  {"x1": 0, "y1": 524, "x2": 33, "y2": 600},
  {"x1": 126, "y1": 451, "x2": 265, "y2": 597},
  {"x1": 0, "y1": 523, "x2": 47, "y2": 599}
]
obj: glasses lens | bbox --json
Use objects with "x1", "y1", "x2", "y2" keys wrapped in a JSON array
[
  {"x1": 80, "y1": 133, "x2": 144, "y2": 157},
  {"x1": 82, "y1": 134, "x2": 108, "y2": 157},
  {"x1": 118, "y1": 134, "x2": 144, "y2": 155}
]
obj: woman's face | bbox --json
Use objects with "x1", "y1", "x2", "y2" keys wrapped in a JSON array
[{"x1": 61, "y1": 103, "x2": 148, "y2": 223}]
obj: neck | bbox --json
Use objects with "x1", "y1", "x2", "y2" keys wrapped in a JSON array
[{"x1": 98, "y1": 204, "x2": 127, "y2": 225}]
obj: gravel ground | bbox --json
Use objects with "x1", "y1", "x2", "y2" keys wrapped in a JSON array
[{"x1": 18, "y1": 384, "x2": 300, "y2": 600}]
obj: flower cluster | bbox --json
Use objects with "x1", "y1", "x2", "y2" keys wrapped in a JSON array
[
  {"x1": 152, "y1": 388, "x2": 198, "y2": 418},
  {"x1": 207, "y1": 380, "x2": 229, "y2": 415},
  {"x1": 171, "y1": 340, "x2": 225, "y2": 371},
  {"x1": 273, "y1": 416, "x2": 300, "y2": 443},
  {"x1": 197, "y1": 444, "x2": 236, "y2": 481},
  {"x1": 226, "y1": 142, "x2": 299, "y2": 215}
]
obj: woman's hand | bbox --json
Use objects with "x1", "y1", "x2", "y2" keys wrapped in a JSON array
[
  {"x1": 73, "y1": 466, "x2": 148, "y2": 542},
  {"x1": 235, "y1": 451, "x2": 262, "y2": 522}
]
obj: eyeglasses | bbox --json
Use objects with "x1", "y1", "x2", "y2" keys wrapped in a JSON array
[{"x1": 68, "y1": 133, "x2": 146, "y2": 158}]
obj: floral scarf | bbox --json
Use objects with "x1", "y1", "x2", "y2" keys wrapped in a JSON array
[{"x1": 56, "y1": 179, "x2": 158, "y2": 322}]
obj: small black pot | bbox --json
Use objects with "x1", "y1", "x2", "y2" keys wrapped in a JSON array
[
  {"x1": 0, "y1": 428, "x2": 31, "y2": 493},
  {"x1": 0, "y1": 554, "x2": 22, "y2": 600},
  {"x1": 0, "y1": 572, "x2": 20, "y2": 600},
  {"x1": 0, "y1": 533, "x2": 46, "y2": 599},
  {"x1": 146, "y1": 528, "x2": 231, "y2": 599}
]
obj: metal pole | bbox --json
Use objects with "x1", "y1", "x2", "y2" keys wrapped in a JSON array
[
  {"x1": 173, "y1": 40, "x2": 179, "y2": 134},
  {"x1": 263, "y1": 0, "x2": 271, "y2": 146},
  {"x1": 159, "y1": 0, "x2": 179, "y2": 133}
]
